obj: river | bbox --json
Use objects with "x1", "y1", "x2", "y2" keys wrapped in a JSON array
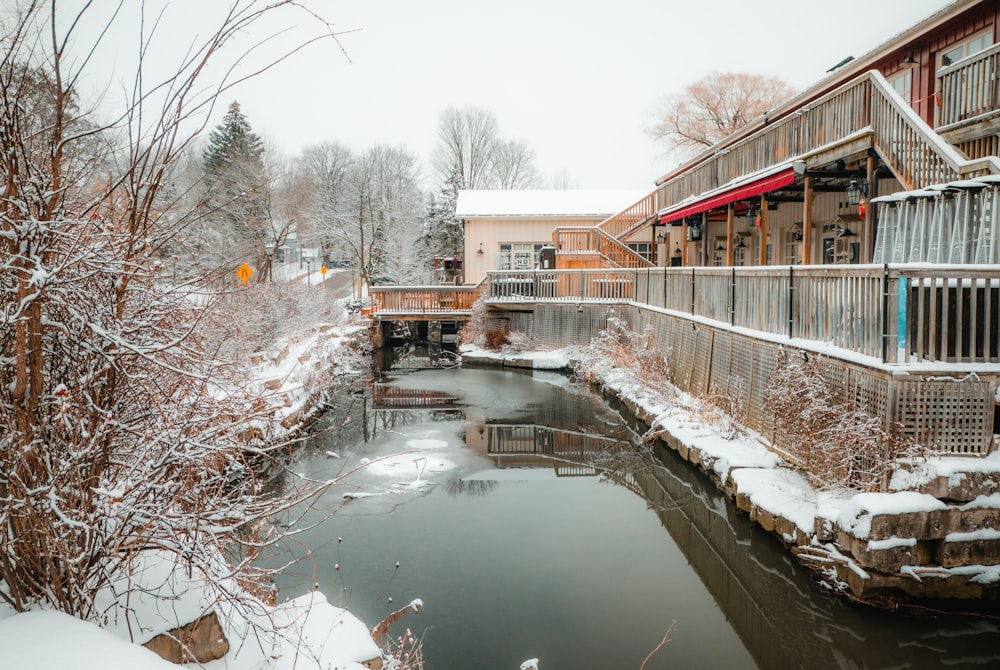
[{"x1": 270, "y1": 364, "x2": 1000, "y2": 669}]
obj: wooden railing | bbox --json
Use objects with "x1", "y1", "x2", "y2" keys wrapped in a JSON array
[
  {"x1": 596, "y1": 191, "x2": 659, "y2": 240},
  {"x1": 487, "y1": 266, "x2": 1000, "y2": 365},
  {"x1": 938, "y1": 43, "x2": 1000, "y2": 128},
  {"x1": 368, "y1": 265, "x2": 999, "y2": 366},
  {"x1": 655, "y1": 70, "x2": 1000, "y2": 212},
  {"x1": 552, "y1": 226, "x2": 654, "y2": 269},
  {"x1": 368, "y1": 282, "x2": 485, "y2": 315},
  {"x1": 488, "y1": 269, "x2": 636, "y2": 302}
]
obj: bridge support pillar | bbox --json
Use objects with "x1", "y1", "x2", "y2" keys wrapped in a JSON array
[
  {"x1": 370, "y1": 320, "x2": 388, "y2": 349},
  {"x1": 428, "y1": 320, "x2": 442, "y2": 364}
]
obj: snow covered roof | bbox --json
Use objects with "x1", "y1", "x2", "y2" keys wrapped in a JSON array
[{"x1": 455, "y1": 189, "x2": 649, "y2": 218}]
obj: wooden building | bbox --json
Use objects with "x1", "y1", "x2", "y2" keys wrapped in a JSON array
[
  {"x1": 456, "y1": 189, "x2": 647, "y2": 285},
  {"x1": 576, "y1": 0, "x2": 1000, "y2": 270}
]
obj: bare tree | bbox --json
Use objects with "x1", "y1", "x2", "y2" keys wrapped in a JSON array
[
  {"x1": 0, "y1": 0, "x2": 341, "y2": 619},
  {"x1": 490, "y1": 138, "x2": 542, "y2": 189},
  {"x1": 648, "y1": 71, "x2": 796, "y2": 156},
  {"x1": 299, "y1": 141, "x2": 355, "y2": 265},
  {"x1": 307, "y1": 144, "x2": 422, "y2": 295},
  {"x1": 432, "y1": 106, "x2": 499, "y2": 189},
  {"x1": 431, "y1": 105, "x2": 541, "y2": 191}
]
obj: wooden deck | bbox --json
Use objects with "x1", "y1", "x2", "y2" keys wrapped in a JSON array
[{"x1": 369, "y1": 266, "x2": 1000, "y2": 366}]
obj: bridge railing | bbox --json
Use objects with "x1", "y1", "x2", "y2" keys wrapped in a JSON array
[
  {"x1": 488, "y1": 269, "x2": 636, "y2": 302},
  {"x1": 368, "y1": 282, "x2": 485, "y2": 314}
]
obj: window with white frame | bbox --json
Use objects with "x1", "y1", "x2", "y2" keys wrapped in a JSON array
[
  {"x1": 890, "y1": 69, "x2": 913, "y2": 105},
  {"x1": 783, "y1": 228, "x2": 802, "y2": 265},
  {"x1": 497, "y1": 243, "x2": 545, "y2": 270},
  {"x1": 939, "y1": 27, "x2": 994, "y2": 69}
]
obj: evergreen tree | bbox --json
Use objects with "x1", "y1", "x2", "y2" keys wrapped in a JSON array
[
  {"x1": 204, "y1": 101, "x2": 265, "y2": 171},
  {"x1": 425, "y1": 167, "x2": 464, "y2": 254},
  {"x1": 198, "y1": 101, "x2": 270, "y2": 273}
]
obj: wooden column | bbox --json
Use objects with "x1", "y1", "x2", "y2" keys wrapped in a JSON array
[
  {"x1": 681, "y1": 220, "x2": 688, "y2": 266},
  {"x1": 759, "y1": 194, "x2": 769, "y2": 266},
  {"x1": 864, "y1": 154, "x2": 876, "y2": 263},
  {"x1": 803, "y1": 176, "x2": 814, "y2": 265},
  {"x1": 701, "y1": 212, "x2": 708, "y2": 266},
  {"x1": 726, "y1": 204, "x2": 735, "y2": 266}
]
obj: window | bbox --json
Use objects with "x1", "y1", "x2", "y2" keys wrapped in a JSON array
[
  {"x1": 627, "y1": 243, "x2": 653, "y2": 261},
  {"x1": 497, "y1": 243, "x2": 545, "y2": 271},
  {"x1": 940, "y1": 27, "x2": 994, "y2": 68},
  {"x1": 783, "y1": 228, "x2": 801, "y2": 265},
  {"x1": 890, "y1": 69, "x2": 913, "y2": 104}
]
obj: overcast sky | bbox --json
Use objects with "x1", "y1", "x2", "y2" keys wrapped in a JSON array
[{"x1": 70, "y1": 0, "x2": 951, "y2": 191}]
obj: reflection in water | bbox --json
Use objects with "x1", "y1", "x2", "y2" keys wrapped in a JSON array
[
  {"x1": 443, "y1": 478, "x2": 498, "y2": 497},
  {"x1": 283, "y1": 368, "x2": 1000, "y2": 669}
]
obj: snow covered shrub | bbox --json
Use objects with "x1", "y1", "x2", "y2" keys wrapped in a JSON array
[
  {"x1": 700, "y1": 376, "x2": 747, "y2": 440},
  {"x1": 202, "y1": 281, "x2": 347, "y2": 363},
  {"x1": 574, "y1": 318, "x2": 672, "y2": 402},
  {"x1": 484, "y1": 328, "x2": 509, "y2": 351},
  {"x1": 766, "y1": 348, "x2": 918, "y2": 491},
  {"x1": 458, "y1": 298, "x2": 490, "y2": 348},
  {"x1": 0, "y1": 1, "x2": 346, "y2": 620},
  {"x1": 459, "y1": 298, "x2": 535, "y2": 353}
]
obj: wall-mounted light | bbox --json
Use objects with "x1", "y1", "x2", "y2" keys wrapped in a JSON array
[
  {"x1": 672, "y1": 244, "x2": 682, "y2": 257},
  {"x1": 476, "y1": 242, "x2": 484, "y2": 255},
  {"x1": 687, "y1": 219, "x2": 703, "y2": 241},
  {"x1": 903, "y1": 53, "x2": 917, "y2": 66},
  {"x1": 837, "y1": 226, "x2": 856, "y2": 238},
  {"x1": 845, "y1": 177, "x2": 868, "y2": 206}
]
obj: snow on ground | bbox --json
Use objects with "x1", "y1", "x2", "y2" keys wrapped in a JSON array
[{"x1": 0, "y1": 277, "x2": 387, "y2": 670}]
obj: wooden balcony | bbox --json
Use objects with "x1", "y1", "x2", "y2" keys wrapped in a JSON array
[
  {"x1": 370, "y1": 265, "x2": 1000, "y2": 366},
  {"x1": 937, "y1": 43, "x2": 1000, "y2": 130},
  {"x1": 655, "y1": 70, "x2": 1000, "y2": 214}
]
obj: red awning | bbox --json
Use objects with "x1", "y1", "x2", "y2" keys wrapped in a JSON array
[{"x1": 659, "y1": 166, "x2": 798, "y2": 223}]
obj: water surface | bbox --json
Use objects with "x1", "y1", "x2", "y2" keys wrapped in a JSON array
[{"x1": 272, "y1": 367, "x2": 1000, "y2": 669}]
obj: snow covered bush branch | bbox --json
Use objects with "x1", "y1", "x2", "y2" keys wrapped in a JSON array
[
  {"x1": 766, "y1": 348, "x2": 920, "y2": 492},
  {"x1": 0, "y1": 0, "x2": 346, "y2": 621}
]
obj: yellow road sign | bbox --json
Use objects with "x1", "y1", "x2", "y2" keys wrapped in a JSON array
[
  {"x1": 321, "y1": 265, "x2": 328, "y2": 276},
  {"x1": 236, "y1": 263, "x2": 253, "y2": 285}
]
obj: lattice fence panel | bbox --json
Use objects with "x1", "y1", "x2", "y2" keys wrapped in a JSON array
[
  {"x1": 708, "y1": 331, "x2": 732, "y2": 398},
  {"x1": 894, "y1": 377, "x2": 996, "y2": 454},
  {"x1": 509, "y1": 312, "x2": 533, "y2": 337},
  {"x1": 676, "y1": 323, "x2": 698, "y2": 390},
  {"x1": 485, "y1": 316, "x2": 510, "y2": 333},
  {"x1": 747, "y1": 342, "x2": 778, "y2": 436},
  {"x1": 728, "y1": 336, "x2": 754, "y2": 421},
  {"x1": 690, "y1": 328, "x2": 713, "y2": 397}
]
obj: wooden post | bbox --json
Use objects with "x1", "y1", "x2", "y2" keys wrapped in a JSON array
[
  {"x1": 681, "y1": 220, "x2": 688, "y2": 266},
  {"x1": 864, "y1": 154, "x2": 876, "y2": 263},
  {"x1": 803, "y1": 176, "x2": 814, "y2": 265},
  {"x1": 726, "y1": 204, "x2": 735, "y2": 267},
  {"x1": 759, "y1": 194, "x2": 769, "y2": 266}
]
